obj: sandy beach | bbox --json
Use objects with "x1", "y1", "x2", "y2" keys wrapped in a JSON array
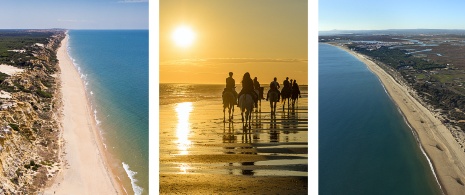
[
  {"x1": 43, "y1": 33, "x2": 123, "y2": 194},
  {"x1": 335, "y1": 44, "x2": 465, "y2": 195},
  {"x1": 159, "y1": 90, "x2": 308, "y2": 194}
]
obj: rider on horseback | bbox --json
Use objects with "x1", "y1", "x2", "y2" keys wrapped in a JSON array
[
  {"x1": 238, "y1": 72, "x2": 258, "y2": 108},
  {"x1": 223, "y1": 72, "x2": 238, "y2": 105},
  {"x1": 253, "y1": 77, "x2": 264, "y2": 100},
  {"x1": 266, "y1": 77, "x2": 280, "y2": 101},
  {"x1": 283, "y1": 77, "x2": 290, "y2": 89}
]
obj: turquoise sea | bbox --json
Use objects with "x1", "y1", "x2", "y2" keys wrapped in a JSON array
[
  {"x1": 67, "y1": 30, "x2": 148, "y2": 195},
  {"x1": 319, "y1": 43, "x2": 442, "y2": 194}
]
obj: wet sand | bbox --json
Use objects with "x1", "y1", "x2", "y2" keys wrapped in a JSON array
[
  {"x1": 44, "y1": 33, "x2": 123, "y2": 194},
  {"x1": 334, "y1": 43, "x2": 465, "y2": 195},
  {"x1": 159, "y1": 97, "x2": 308, "y2": 194}
]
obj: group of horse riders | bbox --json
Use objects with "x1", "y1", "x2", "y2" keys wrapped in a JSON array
[{"x1": 222, "y1": 72, "x2": 301, "y2": 107}]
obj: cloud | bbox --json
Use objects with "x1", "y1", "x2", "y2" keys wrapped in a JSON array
[{"x1": 161, "y1": 58, "x2": 307, "y2": 66}]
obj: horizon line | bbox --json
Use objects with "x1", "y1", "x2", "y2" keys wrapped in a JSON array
[
  {"x1": 319, "y1": 28, "x2": 465, "y2": 32},
  {"x1": 0, "y1": 28, "x2": 149, "y2": 30}
]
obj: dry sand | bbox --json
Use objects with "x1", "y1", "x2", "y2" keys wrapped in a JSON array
[
  {"x1": 0, "y1": 64, "x2": 24, "y2": 75},
  {"x1": 43, "y1": 33, "x2": 124, "y2": 194},
  {"x1": 335, "y1": 44, "x2": 465, "y2": 195}
]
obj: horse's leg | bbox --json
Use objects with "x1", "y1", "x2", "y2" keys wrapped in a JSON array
[
  {"x1": 249, "y1": 109, "x2": 252, "y2": 129},
  {"x1": 287, "y1": 98, "x2": 290, "y2": 111},
  {"x1": 245, "y1": 111, "x2": 248, "y2": 129},
  {"x1": 282, "y1": 98, "x2": 285, "y2": 112},
  {"x1": 223, "y1": 106, "x2": 226, "y2": 123},
  {"x1": 232, "y1": 105, "x2": 234, "y2": 119},
  {"x1": 241, "y1": 111, "x2": 244, "y2": 129}
]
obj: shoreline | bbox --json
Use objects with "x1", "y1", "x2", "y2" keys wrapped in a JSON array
[
  {"x1": 331, "y1": 43, "x2": 465, "y2": 194},
  {"x1": 43, "y1": 32, "x2": 125, "y2": 194}
]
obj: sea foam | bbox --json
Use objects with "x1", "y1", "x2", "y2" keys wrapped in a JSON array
[{"x1": 122, "y1": 162, "x2": 143, "y2": 195}]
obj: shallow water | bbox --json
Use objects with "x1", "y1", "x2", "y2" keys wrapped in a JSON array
[
  {"x1": 68, "y1": 30, "x2": 148, "y2": 194},
  {"x1": 159, "y1": 84, "x2": 308, "y2": 177}
]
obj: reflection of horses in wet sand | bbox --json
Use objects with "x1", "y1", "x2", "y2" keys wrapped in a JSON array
[
  {"x1": 239, "y1": 94, "x2": 254, "y2": 129},
  {"x1": 268, "y1": 90, "x2": 280, "y2": 116},
  {"x1": 222, "y1": 91, "x2": 235, "y2": 122},
  {"x1": 281, "y1": 86, "x2": 291, "y2": 111}
]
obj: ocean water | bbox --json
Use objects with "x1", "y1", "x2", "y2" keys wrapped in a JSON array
[
  {"x1": 159, "y1": 83, "x2": 308, "y2": 105},
  {"x1": 319, "y1": 43, "x2": 442, "y2": 194},
  {"x1": 67, "y1": 30, "x2": 148, "y2": 195}
]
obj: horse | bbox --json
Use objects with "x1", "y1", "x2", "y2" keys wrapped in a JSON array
[
  {"x1": 239, "y1": 93, "x2": 254, "y2": 129},
  {"x1": 268, "y1": 90, "x2": 280, "y2": 116},
  {"x1": 222, "y1": 90, "x2": 235, "y2": 122},
  {"x1": 291, "y1": 86, "x2": 301, "y2": 108},
  {"x1": 254, "y1": 87, "x2": 264, "y2": 112},
  {"x1": 281, "y1": 86, "x2": 291, "y2": 111}
]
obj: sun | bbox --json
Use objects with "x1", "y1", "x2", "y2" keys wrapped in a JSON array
[{"x1": 172, "y1": 26, "x2": 195, "y2": 48}]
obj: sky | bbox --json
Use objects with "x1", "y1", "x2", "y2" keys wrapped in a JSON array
[
  {"x1": 159, "y1": 0, "x2": 308, "y2": 84},
  {"x1": 0, "y1": 0, "x2": 148, "y2": 29},
  {"x1": 319, "y1": 0, "x2": 465, "y2": 31}
]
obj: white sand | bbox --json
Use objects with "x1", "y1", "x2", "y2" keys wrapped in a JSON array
[
  {"x1": 0, "y1": 64, "x2": 23, "y2": 75},
  {"x1": 43, "y1": 33, "x2": 123, "y2": 194}
]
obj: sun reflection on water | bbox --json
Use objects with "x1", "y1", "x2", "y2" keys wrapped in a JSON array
[
  {"x1": 175, "y1": 102, "x2": 193, "y2": 155},
  {"x1": 179, "y1": 163, "x2": 191, "y2": 174}
]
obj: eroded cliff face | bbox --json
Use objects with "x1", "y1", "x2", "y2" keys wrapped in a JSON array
[{"x1": 0, "y1": 30, "x2": 65, "y2": 194}]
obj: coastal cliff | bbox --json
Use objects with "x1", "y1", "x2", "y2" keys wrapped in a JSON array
[{"x1": 0, "y1": 30, "x2": 65, "y2": 194}]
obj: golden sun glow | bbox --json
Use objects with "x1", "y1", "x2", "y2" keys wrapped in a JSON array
[
  {"x1": 175, "y1": 102, "x2": 193, "y2": 155},
  {"x1": 172, "y1": 26, "x2": 195, "y2": 47}
]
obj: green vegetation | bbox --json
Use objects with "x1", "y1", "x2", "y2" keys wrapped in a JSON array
[
  {"x1": 433, "y1": 74, "x2": 455, "y2": 83},
  {"x1": 37, "y1": 90, "x2": 52, "y2": 98},
  {"x1": 9, "y1": 123, "x2": 19, "y2": 131},
  {"x1": 349, "y1": 46, "x2": 446, "y2": 70},
  {"x1": 0, "y1": 72, "x2": 8, "y2": 83},
  {"x1": 24, "y1": 160, "x2": 41, "y2": 171},
  {"x1": 415, "y1": 74, "x2": 427, "y2": 80},
  {"x1": 0, "y1": 30, "x2": 53, "y2": 66}
]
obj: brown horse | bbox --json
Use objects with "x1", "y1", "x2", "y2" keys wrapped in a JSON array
[
  {"x1": 268, "y1": 90, "x2": 280, "y2": 116},
  {"x1": 281, "y1": 86, "x2": 291, "y2": 111}
]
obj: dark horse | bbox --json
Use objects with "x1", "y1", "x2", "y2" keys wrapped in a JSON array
[
  {"x1": 222, "y1": 90, "x2": 235, "y2": 122},
  {"x1": 268, "y1": 90, "x2": 280, "y2": 116},
  {"x1": 254, "y1": 87, "x2": 264, "y2": 112},
  {"x1": 281, "y1": 85, "x2": 291, "y2": 111},
  {"x1": 291, "y1": 85, "x2": 301, "y2": 108}
]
